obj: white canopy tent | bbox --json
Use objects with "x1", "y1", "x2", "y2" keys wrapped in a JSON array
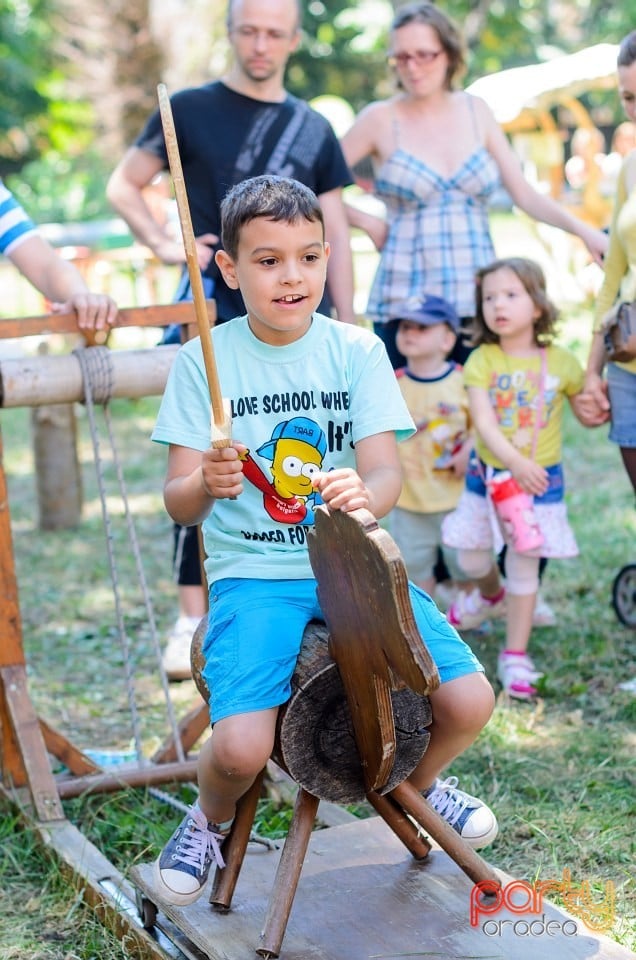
[
  {"x1": 468, "y1": 44, "x2": 621, "y2": 225},
  {"x1": 466, "y1": 43, "x2": 619, "y2": 129}
]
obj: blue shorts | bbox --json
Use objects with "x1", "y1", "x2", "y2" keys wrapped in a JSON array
[
  {"x1": 202, "y1": 578, "x2": 484, "y2": 722},
  {"x1": 607, "y1": 363, "x2": 636, "y2": 448}
]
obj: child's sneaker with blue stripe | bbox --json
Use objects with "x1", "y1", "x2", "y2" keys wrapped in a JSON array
[
  {"x1": 423, "y1": 776, "x2": 498, "y2": 849},
  {"x1": 154, "y1": 804, "x2": 231, "y2": 906}
]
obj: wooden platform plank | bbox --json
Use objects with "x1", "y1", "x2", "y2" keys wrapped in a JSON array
[{"x1": 132, "y1": 816, "x2": 631, "y2": 960}]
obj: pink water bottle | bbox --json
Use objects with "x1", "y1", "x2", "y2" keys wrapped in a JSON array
[{"x1": 488, "y1": 472, "x2": 544, "y2": 553}]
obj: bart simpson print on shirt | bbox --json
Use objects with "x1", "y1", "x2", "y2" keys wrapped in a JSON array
[{"x1": 239, "y1": 416, "x2": 325, "y2": 525}]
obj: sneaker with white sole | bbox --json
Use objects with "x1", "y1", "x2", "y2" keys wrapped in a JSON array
[
  {"x1": 153, "y1": 804, "x2": 230, "y2": 906},
  {"x1": 423, "y1": 776, "x2": 498, "y2": 849},
  {"x1": 434, "y1": 581, "x2": 458, "y2": 611},
  {"x1": 532, "y1": 593, "x2": 556, "y2": 627},
  {"x1": 447, "y1": 588, "x2": 506, "y2": 631},
  {"x1": 162, "y1": 615, "x2": 200, "y2": 681},
  {"x1": 497, "y1": 650, "x2": 544, "y2": 700}
]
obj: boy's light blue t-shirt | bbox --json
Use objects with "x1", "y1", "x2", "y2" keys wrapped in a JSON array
[{"x1": 152, "y1": 313, "x2": 415, "y2": 583}]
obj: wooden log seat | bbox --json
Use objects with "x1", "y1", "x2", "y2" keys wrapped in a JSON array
[{"x1": 191, "y1": 618, "x2": 432, "y2": 804}]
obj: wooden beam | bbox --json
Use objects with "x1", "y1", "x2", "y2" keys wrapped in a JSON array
[
  {"x1": 0, "y1": 428, "x2": 23, "y2": 668},
  {"x1": 0, "y1": 427, "x2": 32, "y2": 788},
  {"x1": 39, "y1": 719, "x2": 101, "y2": 777},
  {"x1": 151, "y1": 701, "x2": 209, "y2": 764},
  {"x1": 0, "y1": 344, "x2": 178, "y2": 407},
  {"x1": 0, "y1": 300, "x2": 216, "y2": 340},
  {"x1": 55, "y1": 759, "x2": 199, "y2": 799}
]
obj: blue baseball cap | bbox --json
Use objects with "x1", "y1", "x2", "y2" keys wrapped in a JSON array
[
  {"x1": 257, "y1": 417, "x2": 327, "y2": 461},
  {"x1": 389, "y1": 294, "x2": 460, "y2": 332}
]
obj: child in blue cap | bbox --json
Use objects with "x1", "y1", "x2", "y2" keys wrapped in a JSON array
[
  {"x1": 388, "y1": 294, "x2": 474, "y2": 603},
  {"x1": 151, "y1": 175, "x2": 497, "y2": 907}
]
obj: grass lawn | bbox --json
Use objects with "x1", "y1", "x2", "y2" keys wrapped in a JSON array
[{"x1": 0, "y1": 225, "x2": 634, "y2": 957}]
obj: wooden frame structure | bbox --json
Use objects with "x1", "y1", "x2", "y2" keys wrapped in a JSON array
[{"x1": 0, "y1": 303, "x2": 216, "y2": 959}]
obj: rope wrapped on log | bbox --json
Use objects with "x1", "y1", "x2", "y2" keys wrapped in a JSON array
[
  {"x1": 0, "y1": 344, "x2": 178, "y2": 408},
  {"x1": 73, "y1": 346, "x2": 115, "y2": 405}
]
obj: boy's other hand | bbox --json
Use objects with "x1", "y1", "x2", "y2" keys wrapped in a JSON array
[
  {"x1": 312, "y1": 468, "x2": 370, "y2": 513},
  {"x1": 201, "y1": 442, "x2": 245, "y2": 499}
]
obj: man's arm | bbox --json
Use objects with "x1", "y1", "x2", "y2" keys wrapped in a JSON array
[
  {"x1": 318, "y1": 187, "x2": 356, "y2": 324},
  {"x1": 107, "y1": 146, "x2": 216, "y2": 271},
  {"x1": 344, "y1": 201, "x2": 388, "y2": 252}
]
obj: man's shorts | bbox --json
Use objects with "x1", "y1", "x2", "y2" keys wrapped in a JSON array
[{"x1": 202, "y1": 577, "x2": 484, "y2": 722}]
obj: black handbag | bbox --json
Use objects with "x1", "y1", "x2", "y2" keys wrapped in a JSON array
[{"x1": 602, "y1": 301, "x2": 636, "y2": 362}]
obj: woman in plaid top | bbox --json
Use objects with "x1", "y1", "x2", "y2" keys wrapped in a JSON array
[{"x1": 342, "y1": 2, "x2": 607, "y2": 368}]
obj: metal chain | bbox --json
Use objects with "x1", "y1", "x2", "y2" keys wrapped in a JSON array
[{"x1": 74, "y1": 345, "x2": 186, "y2": 765}]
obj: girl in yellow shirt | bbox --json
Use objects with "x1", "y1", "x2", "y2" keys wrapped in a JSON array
[{"x1": 443, "y1": 258, "x2": 594, "y2": 699}]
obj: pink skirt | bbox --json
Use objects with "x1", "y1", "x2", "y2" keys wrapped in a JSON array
[{"x1": 441, "y1": 490, "x2": 578, "y2": 559}]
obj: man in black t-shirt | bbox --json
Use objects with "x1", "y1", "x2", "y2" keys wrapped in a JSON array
[
  {"x1": 107, "y1": 0, "x2": 354, "y2": 326},
  {"x1": 107, "y1": 0, "x2": 355, "y2": 679}
]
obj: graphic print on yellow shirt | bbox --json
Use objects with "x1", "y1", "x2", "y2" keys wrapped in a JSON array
[{"x1": 464, "y1": 344, "x2": 584, "y2": 468}]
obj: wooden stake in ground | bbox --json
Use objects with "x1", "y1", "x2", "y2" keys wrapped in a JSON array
[{"x1": 157, "y1": 82, "x2": 231, "y2": 447}]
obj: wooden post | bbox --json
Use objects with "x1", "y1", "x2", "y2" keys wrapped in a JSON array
[
  {"x1": 32, "y1": 402, "x2": 82, "y2": 530},
  {"x1": 0, "y1": 423, "x2": 64, "y2": 816},
  {"x1": 30, "y1": 342, "x2": 82, "y2": 529},
  {"x1": 0, "y1": 422, "x2": 28, "y2": 787}
]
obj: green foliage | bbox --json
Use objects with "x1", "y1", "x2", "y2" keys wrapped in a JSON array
[
  {"x1": 0, "y1": 0, "x2": 104, "y2": 214},
  {"x1": 0, "y1": 0, "x2": 57, "y2": 176},
  {"x1": 0, "y1": 807, "x2": 126, "y2": 959},
  {"x1": 6, "y1": 148, "x2": 114, "y2": 223},
  {"x1": 288, "y1": 0, "x2": 393, "y2": 110}
]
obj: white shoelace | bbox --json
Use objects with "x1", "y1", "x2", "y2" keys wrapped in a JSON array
[
  {"x1": 175, "y1": 806, "x2": 227, "y2": 871},
  {"x1": 425, "y1": 776, "x2": 470, "y2": 828}
]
